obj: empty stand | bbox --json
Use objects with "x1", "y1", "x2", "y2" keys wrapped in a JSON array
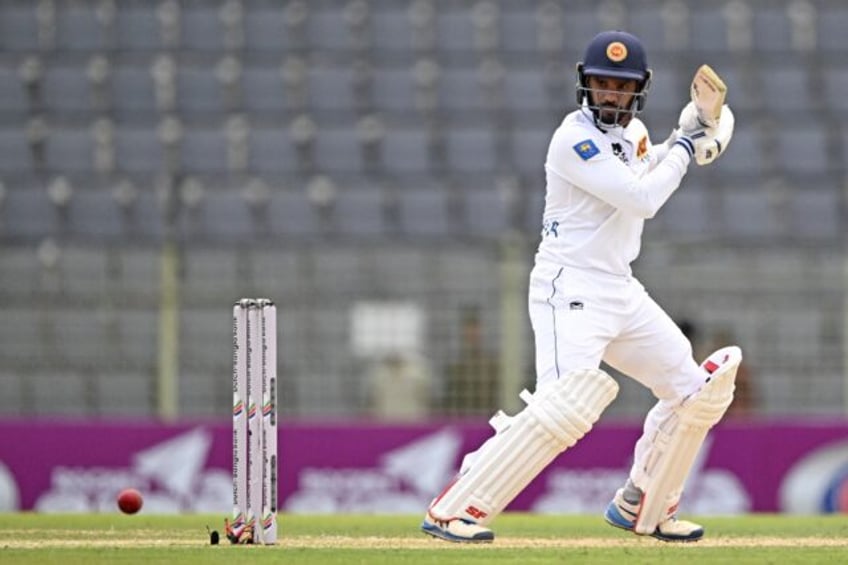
[
  {"x1": 499, "y1": 9, "x2": 538, "y2": 54},
  {"x1": 181, "y1": 127, "x2": 229, "y2": 174},
  {"x1": 249, "y1": 247, "x2": 302, "y2": 296},
  {"x1": 56, "y1": 245, "x2": 109, "y2": 299},
  {"x1": 397, "y1": 183, "x2": 451, "y2": 237},
  {"x1": 752, "y1": 7, "x2": 794, "y2": 52},
  {"x1": 241, "y1": 66, "x2": 290, "y2": 114},
  {"x1": 181, "y1": 3, "x2": 226, "y2": 51},
  {"x1": 816, "y1": 3, "x2": 848, "y2": 52},
  {"x1": 721, "y1": 186, "x2": 782, "y2": 239},
  {"x1": 775, "y1": 123, "x2": 830, "y2": 176},
  {"x1": 380, "y1": 126, "x2": 431, "y2": 174},
  {"x1": 307, "y1": 6, "x2": 359, "y2": 53},
  {"x1": 95, "y1": 373, "x2": 152, "y2": 416},
  {"x1": 0, "y1": 0, "x2": 844, "y2": 420},
  {"x1": 371, "y1": 67, "x2": 418, "y2": 114},
  {"x1": 247, "y1": 127, "x2": 298, "y2": 174},
  {"x1": 30, "y1": 372, "x2": 88, "y2": 416},
  {"x1": 313, "y1": 125, "x2": 366, "y2": 174},
  {"x1": 114, "y1": 127, "x2": 164, "y2": 174},
  {"x1": 176, "y1": 64, "x2": 229, "y2": 117},
  {"x1": 761, "y1": 67, "x2": 815, "y2": 116},
  {"x1": 55, "y1": 2, "x2": 111, "y2": 52},
  {"x1": 510, "y1": 126, "x2": 551, "y2": 177},
  {"x1": 110, "y1": 308, "x2": 159, "y2": 369},
  {"x1": 2, "y1": 183, "x2": 56, "y2": 238},
  {"x1": 688, "y1": 8, "x2": 732, "y2": 53},
  {"x1": 331, "y1": 184, "x2": 386, "y2": 237},
  {"x1": 0, "y1": 127, "x2": 33, "y2": 173},
  {"x1": 0, "y1": 2, "x2": 39, "y2": 51},
  {"x1": 438, "y1": 66, "x2": 493, "y2": 116},
  {"x1": 310, "y1": 248, "x2": 372, "y2": 296},
  {"x1": 307, "y1": 65, "x2": 364, "y2": 116},
  {"x1": 461, "y1": 186, "x2": 512, "y2": 237},
  {"x1": 115, "y1": 3, "x2": 162, "y2": 51},
  {"x1": 435, "y1": 9, "x2": 477, "y2": 54},
  {"x1": 443, "y1": 126, "x2": 498, "y2": 174},
  {"x1": 371, "y1": 6, "x2": 413, "y2": 53},
  {"x1": 111, "y1": 63, "x2": 159, "y2": 118},
  {"x1": 0, "y1": 65, "x2": 28, "y2": 116},
  {"x1": 66, "y1": 190, "x2": 126, "y2": 238},
  {"x1": 0, "y1": 307, "x2": 42, "y2": 362},
  {"x1": 45, "y1": 126, "x2": 94, "y2": 173},
  {"x1": 501, "y1": 68, "x2": 550, "y2": 116},
  {"x1": 268, "y1": 185, "x2": 320, "y2": 237},
  {"x1": 181, "y1": 189, "x2": 255, "y2": 241},
  {"x1": 657, "y1": 184, "x2": 713, "y2": 237},
  {"x1": 715, "y1": 124, "x2": 764, "y2": 176},
  {"x1": 788, "y1": 184, "x2": 841, "y2": 240}
]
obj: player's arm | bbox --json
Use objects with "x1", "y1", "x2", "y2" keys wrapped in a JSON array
[
  {"x1": 650, "y1": 126, "x2": 685, "y2": 164},
  {"x1": 547, "y1": 130, "x2": 692, "y2": 219}
]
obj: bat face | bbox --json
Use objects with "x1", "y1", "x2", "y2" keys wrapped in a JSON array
[{"x1": 691, "y1": 65, "x2": 727, "y2": 127}]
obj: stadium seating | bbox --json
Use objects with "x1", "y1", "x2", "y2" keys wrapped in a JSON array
[{"x1": 0, "y1": 0, "x2": 844, "y2": 418}]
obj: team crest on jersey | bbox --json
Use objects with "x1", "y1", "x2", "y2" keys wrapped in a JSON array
[
  {"x1": 636, "y1": 136, "x2": 648, "y2": 160},
  {"x1": 573, "y1": 139, "x2": 600, "y2": 161}
]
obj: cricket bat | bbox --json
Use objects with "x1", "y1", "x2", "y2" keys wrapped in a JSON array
[{"x1": 690, "y1": 64, "x2": 727, "y2": 129}]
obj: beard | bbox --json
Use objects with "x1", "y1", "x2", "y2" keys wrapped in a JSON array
[{"x1": 598, "y1": 104, "x2": 621, "y2": 125}]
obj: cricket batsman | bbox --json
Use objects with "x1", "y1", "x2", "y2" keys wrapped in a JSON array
[{"x1": 421, "y1": 30, "x2": 740, "y2": 543}]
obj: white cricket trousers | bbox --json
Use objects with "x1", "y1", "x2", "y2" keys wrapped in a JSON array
[{"x1": 528, "y1": 259, "x2": 708, "y2": 490}]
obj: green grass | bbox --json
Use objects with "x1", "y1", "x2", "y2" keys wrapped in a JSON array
[{"x1": 1, "y1": 513, "x2": 847, "y2": 564}]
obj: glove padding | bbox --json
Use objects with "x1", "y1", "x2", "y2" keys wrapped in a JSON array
[
  {"x1": 675, "y1": 102, "x2": 735, "y2": 166},
  {"x1": 678, "y1": 100, "x2": 707, "y2": 136}
]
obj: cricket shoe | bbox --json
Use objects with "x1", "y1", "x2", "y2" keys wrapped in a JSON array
[
  {"x1": 421, "y1": 513, "x2": 494, "y2": 543},
  {"x1": 603, "y1": 482, "x2": 704, "y2": 542}
]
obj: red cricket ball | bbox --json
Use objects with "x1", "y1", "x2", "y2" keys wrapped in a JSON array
[{"x1": 117, "y1": 488, "x2": 143, "y2": 515}]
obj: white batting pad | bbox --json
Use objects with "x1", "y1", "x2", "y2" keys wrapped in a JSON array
[
  {"x1": 634, "y1": 345, "x2": 742, "y2": 535},
  {"x1": 428, "y1": 368, "x2": 619, "y2": 526}
]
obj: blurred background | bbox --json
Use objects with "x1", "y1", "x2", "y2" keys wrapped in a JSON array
[{"x1": 0, "y1": 0, "x2": 846, "y2": 514}]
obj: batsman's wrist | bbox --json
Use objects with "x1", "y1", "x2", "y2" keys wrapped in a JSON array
[{"x1": 674, "y1": 135, "x2": 695, "y2": 158}]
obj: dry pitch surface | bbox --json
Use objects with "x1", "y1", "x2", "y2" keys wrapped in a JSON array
[
  {"x1": 4, "y1": 532, "x2": 848, "y2": 549},
  {"x1": 2, "y1": 513, "x2": 848, "y2": 565}
]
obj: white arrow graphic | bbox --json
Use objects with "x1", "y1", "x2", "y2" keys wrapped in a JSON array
[
  {"x1": 380, "y1": 429, "x2": 463, "y2": 495},
  {"x1": 132, "y1": 428, "x2": 212, "y2": 497}
]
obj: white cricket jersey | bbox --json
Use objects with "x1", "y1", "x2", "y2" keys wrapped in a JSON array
[{"x1": 535, "y1": 109, "x2": 691, "y2": 277}]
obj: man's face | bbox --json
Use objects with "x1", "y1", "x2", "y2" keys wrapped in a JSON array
[{"x1": 587, "y1": 75, "x2": 639, "y2": 125}]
